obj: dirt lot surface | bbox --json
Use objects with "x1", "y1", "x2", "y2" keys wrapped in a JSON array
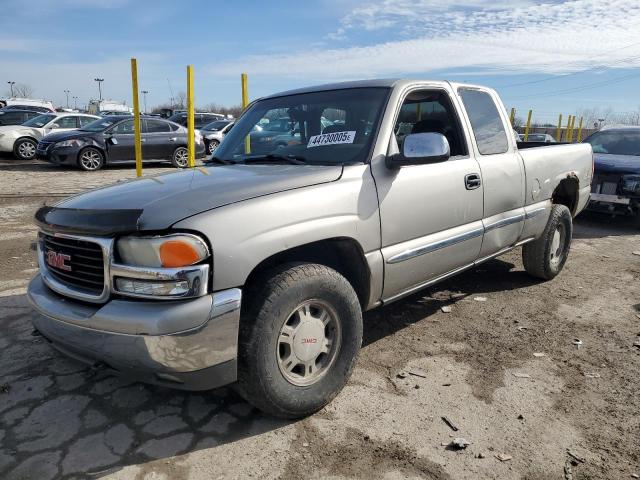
[{"x1": 0, "y1": 160, "x2": 639, "y2": 480}]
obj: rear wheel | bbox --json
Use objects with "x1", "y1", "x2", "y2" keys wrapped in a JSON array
[
  {"x1": 172, "y1": 146, "x2": 188, "y2": 168},
  {"x1": 13, "y1": 138, "x2": 37, "y2": 160},
  {"x1": 523, "y1": 204, "x2": 573, "y2": 280},
  {"x1": 77, "y1": 147, "x2": 104, "y2": 171},
  {"x1": 235, "y1": 263, "x2": 363, "y2": 418}
]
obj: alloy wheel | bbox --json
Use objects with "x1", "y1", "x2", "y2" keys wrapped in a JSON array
[
  {"x1": 18, "y1": 140, "x2": 36, "y2": 159},
  {"x1": 80, "y1": 149, "x2": 102, "y2": 170},
  {"x1": 277, "y1": 299, "x2": 342, "y2": 387}
]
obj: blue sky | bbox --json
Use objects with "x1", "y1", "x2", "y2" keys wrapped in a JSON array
[{"x1": 2, "y1": 0, "x2": 640, "y2": 123}]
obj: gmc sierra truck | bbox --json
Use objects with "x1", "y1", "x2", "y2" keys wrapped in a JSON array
[{"x1": 28, "y1": 80, "x2": 593, "y2": 418}]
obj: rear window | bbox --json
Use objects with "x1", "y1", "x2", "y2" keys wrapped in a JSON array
[{"x1": 459, "y1": 89, "x2": 509, "y2": 155}]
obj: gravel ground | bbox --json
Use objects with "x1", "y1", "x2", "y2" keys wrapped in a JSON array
[{"x1": 0, "y1": 161, "x2": 639, "y2": 479}]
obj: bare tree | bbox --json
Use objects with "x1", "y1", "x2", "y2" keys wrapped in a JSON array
[
  {"x1": 174, "y1": 91, "x2": 186, "y2": 109},
  {"x1": 10, "y1": 83, "x2": 35, "y2": 98}
]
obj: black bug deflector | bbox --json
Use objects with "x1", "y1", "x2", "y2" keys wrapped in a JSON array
[{"x1": 35, "y1": 206, "x2": 143, "y2": 236}]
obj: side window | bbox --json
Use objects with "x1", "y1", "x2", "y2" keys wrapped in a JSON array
[
  {"x1": 393, "y1": 90, "x2": 467, "y2": 157},
  {"x1": 145, "y1": 120, "x2": 171, "y2": 133},
  {"x1": 56, "y1": 116, "x2": 79, "y2": 128},
  {"x1": 458, "y1": 89, "x2": 509, "y2": 155},
  {"x1": 79, "y1": 116, "x2": 95, "y2": 127},
  {"x1": 111, "y1": 120, "x2": 134, "y2": 134}
]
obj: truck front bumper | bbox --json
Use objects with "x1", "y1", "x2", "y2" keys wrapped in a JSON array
[{"x1": 27, "y1": 274, "x2": 241, "y2": 391}]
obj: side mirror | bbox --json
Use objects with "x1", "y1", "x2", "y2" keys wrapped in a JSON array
[
  {"x1": 50, "y1": 123, "x2": 61, "y2": 129},
  {"x1": 108, "y1": 136, "x2": 118, "y2": 145},
  {"x1": 386, "y1": 132, "x2": 450, "y2": 168}
]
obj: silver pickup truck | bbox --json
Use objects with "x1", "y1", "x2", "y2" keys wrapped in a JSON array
[{"x1": 28, "y1": 79, "x2": 593, "y2": 418}]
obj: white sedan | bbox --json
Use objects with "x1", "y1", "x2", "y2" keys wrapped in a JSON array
[{"x1": 0, "y1": 112, "x2": 99, "y2": 160}]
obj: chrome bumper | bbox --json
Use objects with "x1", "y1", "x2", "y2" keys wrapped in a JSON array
[{"x1": 27, "y1": 274, "x2": 242, "y2": 390}]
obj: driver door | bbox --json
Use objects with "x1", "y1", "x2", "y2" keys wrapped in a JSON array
[
  {"x1": 371, "y1": 87, "x2": 484, "y2": 301},
  {"x1": 106, "y1": 119, "x2": 136, "y2": 161}
]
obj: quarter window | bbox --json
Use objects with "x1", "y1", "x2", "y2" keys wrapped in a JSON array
[
  {"x1": 459, "y1": 89, "x2": 509, "y2": 155},
  {"x1": 111, "y1": 120, "x2": 134, "y2": 134}
]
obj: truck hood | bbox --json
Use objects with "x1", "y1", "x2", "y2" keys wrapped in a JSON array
[
  {"x1": 594, "y1": 153, "x2": 640, "y2": 174},
  {"x1": 36, "y1": 164, "x2": 343, "y2": 235}
]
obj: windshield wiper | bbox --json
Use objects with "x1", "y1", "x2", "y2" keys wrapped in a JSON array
[
  {"x1": 203, "y1": 156, "x2": 235, "y2": 165},
  {"x1": 242, "y1": 153, "x2": 308, "y2": 165}
]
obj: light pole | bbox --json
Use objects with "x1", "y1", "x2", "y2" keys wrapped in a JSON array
[
  {"x1": 141, "y1": 90, "x2": 149, "y2": 114},
  {"x1": 64, "y1": 90, "x2": 70, "y2": 108},
  {"x1": 73, "y1": 96, "x2": 78, "y2": 110},
  {"x1": 7, "y1": 81, "x2": 15, "y2": 97},
  {"x1": 94, "y1": 78, "x2": 104, "y2": 101}
]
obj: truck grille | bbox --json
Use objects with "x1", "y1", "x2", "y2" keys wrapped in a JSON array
[{"x1": 41, "y1": 234, "x2": 105, "y2": 295}]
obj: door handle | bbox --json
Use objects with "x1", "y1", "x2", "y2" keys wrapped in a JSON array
[
  {"x1": 169, "y1": 137, "x2": 177, "y2": 142},
  {"x1": 465, "y1": 173, "x2": 481, "y2": 190}
]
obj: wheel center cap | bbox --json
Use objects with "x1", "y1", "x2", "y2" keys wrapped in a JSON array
[{"x1": 292, "y1": 319, "x2": 325, "y2": 362}]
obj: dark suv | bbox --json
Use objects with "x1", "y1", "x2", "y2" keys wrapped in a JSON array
[
  {"x1": 168, "y1": 112, "x2": 224, "y2": 129},
  {"x1": 36, "y1": 116, "x2": 205, "y2": 171},
  {"x1": 0, "y1": 109, "x2": 42, "y2": 126}
]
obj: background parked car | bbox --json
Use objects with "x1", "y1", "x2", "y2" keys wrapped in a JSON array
[
  {"x1": 168, "y1": 112, "x2": 224, "y2": 130},
  {"x1": 37, "y1": 116, "x2": 205, "y2": 171},
  {"x1": 2, "y1": 105, "x2": 56, "y2": 114},
  {"x1": 0, "y1": 109, "x2": 42, "y2": 126},
  {"x1": 518, "y1": 133, "x2": 556, "y2": 143},
  {"x1": 0, "y1": 112, "x2": 99, "y2": 160},
  {"x1": 583, "y1": 126, "x2": 640, "y2": 224},
  {"x1": 0, "y1": 98, "x2": 55, "y2": 112},
  {"x1": 201, "y1": 120, "x2": 233, "y2": 154}
]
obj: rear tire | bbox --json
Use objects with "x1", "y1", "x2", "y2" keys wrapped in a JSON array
[
  {"x1": 523, "y1": 204, "x2": 573, "y2": 280},
  {"x1": 13, "y1": 138, "x2": 37, "y2": 160},
  {"x1": 172, "y1": 146, "x2": 188, "y2": 168},
  {"x1": 235, "y1": 263, "x2": 363, "y2": 419},
  {"x1": 77, "y1": 147, "x2": 104, "y2": 171}
]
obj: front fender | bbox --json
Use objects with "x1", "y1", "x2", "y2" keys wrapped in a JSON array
[{"x1": 172, "y1": 165, "x2": 381, "y2": 291}]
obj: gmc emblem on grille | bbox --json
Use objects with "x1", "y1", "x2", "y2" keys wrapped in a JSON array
[{"x1": 46, "y1": 250, "x2": 71, "y2": 271}]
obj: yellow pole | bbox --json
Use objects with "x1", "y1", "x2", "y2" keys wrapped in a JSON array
[
  {"x1": 556, "y1": 114, "x2": 563, "y2": 142},
  {"x1": 130, "y1": 58, "x2": 143, "y2": 177},
  {"x1": 509, "y1": 108, "x2": 515, "y2": 126},
  {"x1": 523, "y1": 109, "x2": 532, "y2": 141},
  {"x1": 567, "y1": 115, "x2": 575, "y2": 143},
  {"x1": 576, "y1": 116, "x2": 584, "y2": 142},
  {"x1": 241, "y1": 73, "x2": 250, "y2": 154},
  {"x1": 186, "y1": 65, "x2": 195, "y2": 167}
]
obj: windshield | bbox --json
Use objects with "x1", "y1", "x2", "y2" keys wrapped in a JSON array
[
  {"x1": 202, "y1": 120, "x2": 230, "y2": 131},
  {"x1": 585, "y1": 130, "x2": 640, "y2": 156},
  {"x1": 214, "y1": 87, "x2": 389, "y2": 165},
  {"x1": 79, "y1": 118, "x2": 117, "y2": 132},
  {"x1": 22, "y1": 114, "x2": 56, "y2": 127}
]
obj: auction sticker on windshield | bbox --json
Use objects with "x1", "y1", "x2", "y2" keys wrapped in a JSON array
[{"x1": 307, "y1": 131, "x2": 356, "y2": 148}]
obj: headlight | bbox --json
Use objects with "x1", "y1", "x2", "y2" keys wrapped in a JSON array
[
  {"x1": 116, "y1": 234, "x2": 209, "y2": 268},
  {"x1": 56, "y1": 139, "x2": 81, "y2": 148},
  {"x1": 621, "y1": 175, "x2": 640, "y2": 195}
]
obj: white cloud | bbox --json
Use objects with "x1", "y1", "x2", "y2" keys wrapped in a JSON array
[{"x1": 212, "y1": 0, "x2": 640, "y2": 80}]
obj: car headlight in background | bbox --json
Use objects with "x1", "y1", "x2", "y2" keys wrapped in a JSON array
[
  {"x1": 55, "y1": 139, "x2": 82, "y2": 148},
  {"x1": 621, "y1": 175, "x2": 640, "y2": 196},
  {"x1": 116, "y1": 234, "x2": 209, "y2": 268}
]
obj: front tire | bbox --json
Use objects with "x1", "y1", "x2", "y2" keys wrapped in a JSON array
[
  {"x1": 77, "y1": 147, "x2": 104, "y2": 171},
  {"x1": 235, "y1": 263, "x2": 363, "y2": 419},
  {"x1": 172, "y1": 146, "x2": 188, "y2": 168},
  {"x1": 523, "y1": 204, "x2": 573, "y2": 280},
  {"x1": 13, "y1": 138, "x2": 37, "y2": 160},
  {"x1": 207, "y1": 140, "x2": 219, "y2": 155}
]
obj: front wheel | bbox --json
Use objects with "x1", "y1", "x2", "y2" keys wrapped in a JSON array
[
  {"x1": 235, "y1": 263, "x2": 363, "y2": 419},
  {"x1": 172, "y1": 146, "x2": 188, "y2": 168},
  {"x1": 77, "y1": 147, "x2": 104, "y2": 171},
  {"x1": 523, "y1": 204, "x2": 573, "y2": 280},
  {"x1": 13, "y1": 138, "x2": 38, "y2": 160},
  {"x1": 207, "y1": 140, "x2": 219, "y2": 155}
]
